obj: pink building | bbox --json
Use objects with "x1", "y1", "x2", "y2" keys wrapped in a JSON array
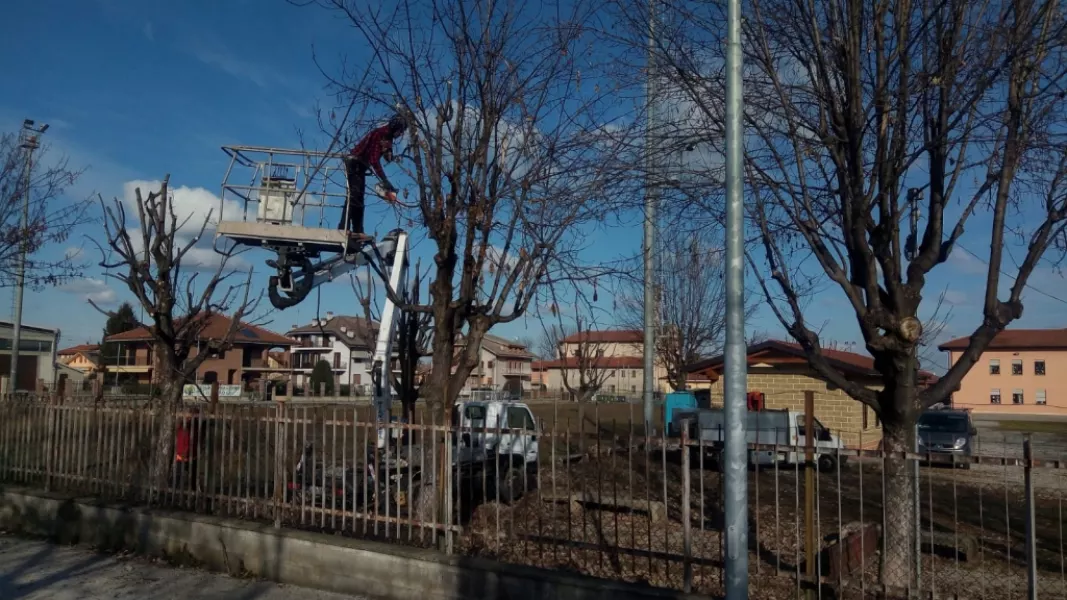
[{"x1": 939, "y1": 329, "x2": 1067, "y2": 415}]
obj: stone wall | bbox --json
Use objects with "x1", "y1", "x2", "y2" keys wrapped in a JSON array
[{"x1": 702, "y1": 367, "x2": 883, "y2": 449}]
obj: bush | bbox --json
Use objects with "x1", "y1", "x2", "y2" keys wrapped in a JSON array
[{"x1": 309, "y1": 360, "x2": 334, "y2": 395}]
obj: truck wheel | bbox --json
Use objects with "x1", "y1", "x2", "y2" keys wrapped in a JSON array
[
  {"x1": 498, "y1": 464, "x2": 527, "y2": 504},
  {"x1": 817, "y1": 454, "x2": 837, "y2": 472}
]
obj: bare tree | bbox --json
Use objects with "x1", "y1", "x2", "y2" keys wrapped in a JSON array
[
  {"x1": 616, "y1": 0, "x2": 1067, "y2": 588},
  {"x1": 299, "y1": 0, "x2": 629, "y2": 419},
  {"x1": 353, "y1": 261, "x2": 434, "y2": 422},
  {"x1": 538, "y1": 294, "x2": 614, "y2": 451},
  {"x1": 94, "y1": 176, "x2": 257, "y2": 484},
  {"x1": 0, "y1": 131, "x2": 91, "y2": 288},
  {"x1": 619, "y1": 231, "x2": 758, "y2": 390}
]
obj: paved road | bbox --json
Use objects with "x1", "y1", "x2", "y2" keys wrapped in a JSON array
[{"x1": 0, "y1": 536, "x2": 363, "y2": 600}]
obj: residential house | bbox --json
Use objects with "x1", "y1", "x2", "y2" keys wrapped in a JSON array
[
  {"x1": 938, "y1": 328, "x2": 1067, "y2": 415},
  {"x1": 104, "y1": 314, "x2": 295, "y2": 389},
  {"x1": 537, "y1": 329, "x2": 670, "y2": 396},
  {"x1": 0, "y1": 320, "x2": 60, "y2": 392},
  {"x1": 458, "y1": 334, "x2": 535, "y2": 395},
  {"x1": 685, "y1": 340, "x2": 937, "y2": 449},
  {"x1": 57, "y1": 344, "x2": 101, "y2": 374},
  {"x1": 286, "y1": 313, "x2": 400, "y2": 392}
]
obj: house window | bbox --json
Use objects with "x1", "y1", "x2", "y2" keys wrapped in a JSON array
[
  {"x1": 863, "y1": 405, "x2": 869, "y2": 429},
  {"x1": 333, "y1": 352, "x2": 340, "y2": 369},
  {"x1": 1012, "y1": 389, "x2": 1024, "y2": 404},
  {"x1": 631, "y1": 385, "x2": 637, "y2": 392},
  {"x1": 596, "y1": 349, "x2": 605, "y2": 357},
  {"x1": 989, "y1": 359, "x2": 1000, "y2": 375},
  {"x1": 990, "y1": 389, "x2": 1001, "y2": 404},
  {"x1": 488, "y1": 360, "x2": 494, "y2": 368},
  {"x1": 1012, "y1": 359, "x2": 1023, "y2": 375},
  {"x1": 1035, "y1": 360, "x2": 1046, "y2": 376},
  {"x1": 631, "y1": 370, "x2": 637, "y2": 378},
  {"x1": 1036, "y1": 389, "x2": 1047, "y2": 405}
]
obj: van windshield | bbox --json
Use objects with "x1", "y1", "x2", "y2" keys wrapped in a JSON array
[{"x1": 918, "y1": 413, "x2": 969, "y2": 433}]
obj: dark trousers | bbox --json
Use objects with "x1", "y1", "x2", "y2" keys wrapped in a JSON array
[{"x1": 341, "y1": 158, "x2": 367, "y2": 234}]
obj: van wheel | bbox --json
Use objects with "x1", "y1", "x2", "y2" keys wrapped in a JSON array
[
  {"x1": 817, "y1": 454, "x2": 837, "y2": 472},
  {"x1": 497, "y1": 464, "x2": 527, "y2": 504}
]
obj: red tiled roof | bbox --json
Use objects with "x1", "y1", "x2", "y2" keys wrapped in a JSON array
[
  {"x1": 687, "y1": 339, "x2": 937, "y2": 383},
  {"x1": 560, "y1": 329, "x2": 643, "y2": 344},
  {"x1": 534, "y1": 356, "x2": 645, "y2": 369},
  {"x1": 106, "y1": 313, "x2": 294, "y2": 346},
  {"x1": 58, "y1": 344, "x2": 99, "y2": 356},
  {"x1": 938, "y1": 328, "x2": 1067, "y2": 351}
]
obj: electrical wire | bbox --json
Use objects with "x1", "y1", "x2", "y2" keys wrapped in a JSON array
[{"x1": 955, "y1": 244, "x2": 1067, "y2": 306}]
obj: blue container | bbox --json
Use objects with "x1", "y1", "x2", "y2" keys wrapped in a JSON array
[{"x1": 664, "y1": 391, "x2": 697, "y2": 432}]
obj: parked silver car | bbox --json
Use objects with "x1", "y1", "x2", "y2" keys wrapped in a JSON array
[{"x1": 917, "y1": 409, "x2": 978, "y2": 468}]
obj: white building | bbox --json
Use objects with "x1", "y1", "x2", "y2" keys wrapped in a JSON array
[
  {"x1": 458, "y1": 334, "x2": 535, "y2": 396},
  {"x1": 286, "y1": 313, "x2": 397, "y2": 393},
  {"x1": 0, "y1": 320, "x2": 61, "y2": 392}
]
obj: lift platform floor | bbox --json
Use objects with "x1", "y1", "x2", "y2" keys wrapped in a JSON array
[{"x1": 216, "y1": 221, "x2": 350, "y2": 253}]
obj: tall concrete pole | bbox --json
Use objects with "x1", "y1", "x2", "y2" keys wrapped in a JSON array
[
  {"x1": 9, "y1": 120, "x2": 46, "y2": 391},
  {"x1": 722, "y1": 0, "x2": 749, "y2": 593},
  {"x1": 642, "y1": 0, "x2": 658, "y2": 433}
]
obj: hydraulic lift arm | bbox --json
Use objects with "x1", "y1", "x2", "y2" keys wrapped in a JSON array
[{"x1": 265, "y1": 229, "x2": 410, "y2": 448}]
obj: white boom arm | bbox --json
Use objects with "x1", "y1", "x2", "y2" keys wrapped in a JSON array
[{"x1": 370, "y1": 230, "x2": 409, "y2": 429}]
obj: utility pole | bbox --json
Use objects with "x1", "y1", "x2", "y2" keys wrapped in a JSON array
[
  {"x1": 9, "y1": 119, "x2": 48, "y2": 392},
  {"x1": 642, "y1": 0, "x2": 658, "y2": 434},
  {"x1": 722, "y1": 0, "x2": 749, "y2": 593}
]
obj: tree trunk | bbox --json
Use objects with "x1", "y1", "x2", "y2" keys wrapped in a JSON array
[
  {"x1": 150, "y1": 382, "x2": 183, "y2": 492},
  {"x1": 876, "y1": 360, "x2": 921, "y2": 597}
]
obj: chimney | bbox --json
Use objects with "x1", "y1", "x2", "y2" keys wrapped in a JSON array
[
  {"x1": 340, "y1": 326, "x2": 347, "y2": 333},
  {"x1": 311, "y1": 319, "x2": 319, "y2": 327},
  {"x1": 325, "y1": 311, "x2": 334, "y2": 321},
  {"x1": 347, "y1": 331, "x2": 355, "y2": 338}
]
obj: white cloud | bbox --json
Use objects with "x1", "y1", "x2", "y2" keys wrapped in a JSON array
[
  {"x1": 120, "y1": 180, "x2": 248, "y2": 272},
  {"x1": 122, "y1": 180, "x2": 241, "y2": 232},
  {"x1": 185, "y1": 37, "x2": 279, "y2": 89},
  {"x1": 485, "y1": 245, "x2": 520, "y2": 274},
  {"x1": 943, "y1": 290, "x2": 968, "y2": 306},
  {"x1": 64, "y1": 246, "x2": 84, "y2": 261},
  {"x1": 58, "y1": 278, "x2": 117, "y2": 306},
  {"x1": 946, "y1": 249, "x2": 987, "y2": 275}
]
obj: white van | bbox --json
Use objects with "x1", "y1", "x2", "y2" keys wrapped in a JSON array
[{"x1": 671, "y1": 408, "x2": 846, "y2": 470}]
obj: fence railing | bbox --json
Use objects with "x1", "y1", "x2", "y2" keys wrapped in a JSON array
[{"x1": 1, "y1": 393, "x2": 1064, "y2": 599}]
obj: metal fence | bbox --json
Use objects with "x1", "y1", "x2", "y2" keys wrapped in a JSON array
[{"x1": 0, "y1": 393, "x2": 1065, "y2": 599}]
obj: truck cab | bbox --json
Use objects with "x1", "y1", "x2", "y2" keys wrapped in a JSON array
[{"x1": 452, "y1": 399, "x2": 540, "y2": 502}]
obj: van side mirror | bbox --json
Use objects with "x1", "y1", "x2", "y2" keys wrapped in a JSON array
[{"x1": 970, "y1": 427, "x2": 978, "y2": 437}]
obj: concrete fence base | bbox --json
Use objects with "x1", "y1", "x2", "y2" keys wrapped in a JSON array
[{"x1": 0, "y1": 487, "x2": 704, "y2": 600}]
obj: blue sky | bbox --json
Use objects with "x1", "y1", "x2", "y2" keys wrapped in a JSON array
[{"x1": 1, "y1": 0, "x2": 1065, "y2": 372}]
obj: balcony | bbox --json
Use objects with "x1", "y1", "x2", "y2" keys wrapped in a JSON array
[
  {"x1": 243, "y1": 358, "x2": 291, "y2": 370},
  {"x1": 292, "y1": 339, "x2": 332, "y2": 350},
  {"x1": 107, "y1": 356, "x2": 152, "y2": 373}
]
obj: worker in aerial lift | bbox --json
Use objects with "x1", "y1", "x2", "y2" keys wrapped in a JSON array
[{"x1": 340, "y1": 114, "x2": 407, "y2": 240}]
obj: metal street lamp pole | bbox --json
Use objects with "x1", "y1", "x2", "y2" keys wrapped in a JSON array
[
  {"x1": 643, "y1": 0, "x2": 658, "y2": 433},
  {"x1": 9, "y1": 119, "x2": 48, "y2": 392},
  {"x1": 722, "y1": 0, "x2": 749, "y2": 593}
]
